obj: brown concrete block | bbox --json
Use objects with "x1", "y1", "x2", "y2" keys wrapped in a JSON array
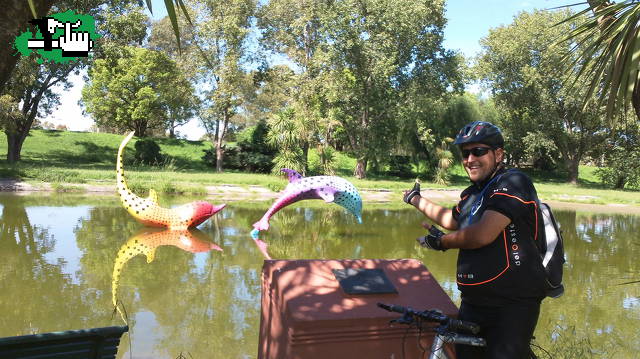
[{"x1": 258, "y1": 259, "x2": 458, "y2": 359}]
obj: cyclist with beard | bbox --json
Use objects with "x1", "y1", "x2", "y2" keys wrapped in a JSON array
[{"x1": 403, "y1": 121, "x2": 545, "y2": 359}]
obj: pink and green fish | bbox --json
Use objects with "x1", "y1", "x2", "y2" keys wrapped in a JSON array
[
  {"x1": 251, "y1": 169, "x2": 362, "y2": 237},
  {"x1": 116, "y1": 131, "x2": 225, "y2": 229}
]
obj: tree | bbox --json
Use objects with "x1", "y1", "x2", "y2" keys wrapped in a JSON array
[
  {"x1": 0, "y1": 0, "x2": 55, "y2": 95},
  {"x1": 258, "y1": 0, "x2": 332, "y2": 174},
  {"x1": 476, "y1": 9, "x2": 606, "y2": 183},
  {"x1": 1, "y1": 1, "x2": 108, "y2": 163},
  {"x1": 193, "y1": 0, "x2": 256, "y2": 172},
  {"x1": 2, "y1": 55, "x2": 80, "y2": 163},
  {"x1": 0, "y1": 2, "x2": 149, "y2": 163},
  {"x1": 0, "y1": 95, "x2": 22, "y2": 132},
  {"x1": 594, "y1": 114, "x2": 640, "y2": 189},
  {"x1": 82, "y1": 46, "x2": 195, "y2": 137},
  {"x1": 149, "y1": 14, "x2": 201, "y2": 138},
  {"x1": 322, "y1": 0, "x2": 460, "y2": 178},
  {"x1": 561, "y1": 1, "x2": 640, "y2": 121},
  {"x1": 267, "y1": 107, "x2": 305, "y2": 173},
  {"x1": 148, "y1": 15, "x2": 197, "y2": 78},
  {"x1": 1, "y1": 0, "x2": 190, "y2": 97},
  {"x1": 242, "y1": 64, "x2": 296, "y2": 124}
]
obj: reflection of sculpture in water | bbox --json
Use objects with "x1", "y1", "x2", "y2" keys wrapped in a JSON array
[
  {"x1": 111, "y1": 228, "x2": 223, "y2": 321},
  {"x1": 116, "y1": 131, "x2": 226, "y2": 229}
]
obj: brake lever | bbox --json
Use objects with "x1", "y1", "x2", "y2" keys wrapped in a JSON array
[{"x1": 390, "y1": 312, "x2": 414, "y2": 325}]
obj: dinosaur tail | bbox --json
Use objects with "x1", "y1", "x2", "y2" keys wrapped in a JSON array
[
  {"x1": 116, "y1": 131, "x2": 136, "y2": 198},
  {"x1": 111, "y1": 245, "x2": 131, "y2": 324}
]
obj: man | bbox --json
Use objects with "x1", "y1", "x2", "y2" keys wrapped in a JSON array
[{"x1": 404, "y1": 121, "x2": 546, "y2": 359}]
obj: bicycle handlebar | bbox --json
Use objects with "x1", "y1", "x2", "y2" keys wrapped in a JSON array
[{"x1": 377, "y1": 302, "x2": 480, "y2": 335}]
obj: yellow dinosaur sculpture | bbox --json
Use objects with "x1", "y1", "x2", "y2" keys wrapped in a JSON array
[{"x1": 116, "y1": 131, "x2": 225, "y2": 229}]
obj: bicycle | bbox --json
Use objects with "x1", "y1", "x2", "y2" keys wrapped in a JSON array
[{"x1": 377, "y1": 302, "x2": 486, "y2": 359}]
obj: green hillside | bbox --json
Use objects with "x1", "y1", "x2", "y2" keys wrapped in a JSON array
[{"x1": 0, "y1": 129, "x2": 214, "y2": 170}]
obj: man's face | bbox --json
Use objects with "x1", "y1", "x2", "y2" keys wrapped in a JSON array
[{"x1": 461, "y1": 143, "x2": 504, "y2": 183}]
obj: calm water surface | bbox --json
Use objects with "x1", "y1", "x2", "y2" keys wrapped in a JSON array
[{"x1": 1, "y1": 193, "x2": 639, "y2": 358}]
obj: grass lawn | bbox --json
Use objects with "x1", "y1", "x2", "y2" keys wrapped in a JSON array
[{"x1": 1, "y1": 129, "x2": 639, "y2": 206}]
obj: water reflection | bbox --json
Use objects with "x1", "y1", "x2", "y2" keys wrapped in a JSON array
[
  {"x1": 111, "y1": 228, "x2": 223, "y2": 322},
  {"x1": 1, "y1": 194, "x2": 640, "y2": 358},
  {"x1": 0, "y1": 195, "x2": 112, "y2": 337},
  {"x1": 538, "y1": 211, "x2": 640, "y2": 357}
]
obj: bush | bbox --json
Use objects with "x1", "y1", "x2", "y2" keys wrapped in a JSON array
[
  {"x1": 202, "y1": 120, "x2": 277, "y2": 173},
  {"x1": 134, "y1": 138, "x2": 163, "y2": 165},
  {"x1": 387, "y1": 155, "x2": 414, "y2": 178}
]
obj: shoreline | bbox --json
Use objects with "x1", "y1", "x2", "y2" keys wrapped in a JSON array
[{"x1": 2, "y1": 179, "x2": 640, "y2": 214}]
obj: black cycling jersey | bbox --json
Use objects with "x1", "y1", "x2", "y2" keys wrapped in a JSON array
[{"x1": 452, "y1": 167, "x2": 547, "y2": 306}]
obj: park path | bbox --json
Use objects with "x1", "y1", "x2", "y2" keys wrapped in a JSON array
[{"x1": 1, "y1": 179, "x2": 638, "y2": 214}]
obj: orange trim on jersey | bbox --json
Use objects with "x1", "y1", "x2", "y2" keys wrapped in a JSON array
[
  {"x1": 456, "y1": 194, "x2": 470, "y2": 214},
  {"x1": 489, "y1": 192, "x2": 539, "y2": 241},
  {"x1": 457, "y1": 230, "x2": 510, "y2": 286}
]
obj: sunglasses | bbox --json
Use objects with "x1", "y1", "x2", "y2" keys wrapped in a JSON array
[{"x1": 461, "y1": 147, "x2": 493, "y2": 159}]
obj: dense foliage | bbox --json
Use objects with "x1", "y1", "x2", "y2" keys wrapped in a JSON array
[
  {"x1": 203, "y1": 120, "x2": 276, "y2": 173},
  {"x1": 134, "y1": 138, "x2": 163, "y2": 165},
  {"x1": 82, "y1": 46, "x2": 195, "y2": 137},
  {"x1": 475, "y1": 9, "x2": 606, "y2": 184}
]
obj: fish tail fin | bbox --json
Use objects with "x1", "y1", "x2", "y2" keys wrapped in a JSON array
[{"x1": 253, "y1": 217, "x2": 270, "y2": 231}]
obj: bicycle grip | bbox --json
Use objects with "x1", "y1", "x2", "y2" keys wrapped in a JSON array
[
  {"x1": 447, "y1": 318, "x2": 480, "y2": 335},
  {"x1": 377, "y1": 302, "x2": 407, "y2": 314}
]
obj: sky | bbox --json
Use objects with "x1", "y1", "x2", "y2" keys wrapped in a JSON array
[{"x1": 43, "y1": 0, "x2": 582, "y2": 140}]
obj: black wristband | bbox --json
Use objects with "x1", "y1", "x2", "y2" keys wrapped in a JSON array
[
  {"x1": 403, "y1": 181, "x2": 421, "y2": 204},
  {"x1": 417, "y1": 225, "x2": 447, "y2": 251}
]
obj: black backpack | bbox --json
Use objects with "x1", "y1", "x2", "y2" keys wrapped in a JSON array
[{"x1": 538, "y1": 202, "x2": 565, "y2": 298}]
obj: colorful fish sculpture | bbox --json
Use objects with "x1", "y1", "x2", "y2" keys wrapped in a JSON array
[
  {"x1": 117, "y1": 131, "x2": 225, "y2": 229},
  {"x1": 111, "y1": 228, "x2": 222, "y2": 321},
  {"x1": 251, "y1": 168, "x2": 362, "y2": 236}
]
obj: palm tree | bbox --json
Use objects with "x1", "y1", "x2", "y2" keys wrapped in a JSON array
[{"x1": 561, "y1": 0, "x2": 640, "y2": 121}]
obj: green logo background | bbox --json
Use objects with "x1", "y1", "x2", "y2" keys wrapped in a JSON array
[{"x1": 13, "y1": 10, "x2": 100, "y2": 64}]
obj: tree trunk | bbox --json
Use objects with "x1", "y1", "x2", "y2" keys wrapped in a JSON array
[
  {"x1": 0, "y1": 0, "x2": 55, "y2": 94},
  {"x1": 354, "y1": 158, "x2": 367, "y2": 179},
  {"x1": 633, "y1": 77, "x2": 640, "y2": 121},
  {"x1": 215, "y1": 145, "x2": 224, "y2": 173},
  {"x1": 215, "y1": 112, "x2": 230, "y2": 173},
  {"x1": 6, "y1": 131, "x2": 27, "y2": 164},
  {"x1": 169, "y1": 121, "x2": 176, "y2": 138},
  {"x1": 566, "y1": 157, "x2": 580, "y2": 185},
  {"x1": 301, "y1": 141, "x2": 309, "y2": 175},
  {"x1": 588, "y1": 0, "x2": 614, "y2": 27},
  {"x1": 614, "y1": 175, "x2": 626, "y2": 189}
]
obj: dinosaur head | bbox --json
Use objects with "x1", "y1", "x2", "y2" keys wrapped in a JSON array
[{"x1": 188, "y1": 201, "x2": 226, "y2": 227}]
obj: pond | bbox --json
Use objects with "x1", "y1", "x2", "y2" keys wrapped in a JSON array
[{"x1": 1, "y1": 192, "x2": 639, "y2": 358}]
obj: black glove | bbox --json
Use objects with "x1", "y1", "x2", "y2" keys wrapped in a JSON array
[
  {"x1": 403, "y1": 180, "x2": 421, "y2": 204},
  {"x1": 417, "y1": 225, "x2": 447, "y2": 251}
]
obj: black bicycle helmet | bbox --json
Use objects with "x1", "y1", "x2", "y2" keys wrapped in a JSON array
[{"x1": 453, "y1": 121, "x2": 504, "y2": 148}]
